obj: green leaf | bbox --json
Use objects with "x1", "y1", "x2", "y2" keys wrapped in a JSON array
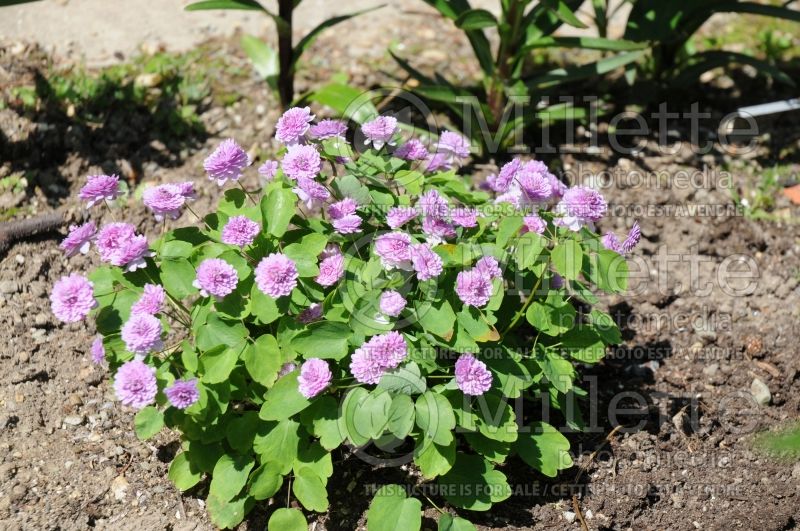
[
  {"x1": 268, "y1": 508, "x2": 307, "y2": 531},
  {"x1": 539, "y1": 351, "x2": 575, "y2": 394},
  {"x1": 309, "y1": 83, "x2": 378, "y2": 124},
  {"x1": 516, "y1": 421, "x2": 573, "y2": 477},
  {"x1": 366, "y1": 484, "x2": 422, "y2": 531},
  {"x1": 523, "y1": 35, "x2": 649, "y2": 52},
  {"x1": 515, "y1": 232, "x2": 546, "y2": 270},
  {"x1": 453, "y1": 392, "x2": 518, "y2": 443},
  {"x1": 414, "y1": 438, "x2": 455, "y2": 479},
  {"x1": 260, "y1": 371, "x2": 312, "y2": 421},
  {"x1": 586, "y1": 249, "x2": 628, "y2": 293},
  {"x1": 225, "y1": 411, "x2": 261, "y2": 454},
  {"x1": 159, "y1": 239, "x2": 195, "y2": 259},
  {"x1": 160, "y1": 258, "x2": 197, "y2": 299},
  {"x1": 415, "y1": 392, "x2": 456, "y2": 449},
  {"x1": 457, "y1": 307, "x2": 499, "y2": 343},
  {"x1": 262, "y1": 187, "x2": 297, "y2": 238},
  {"x1": 250, "y1": 282, "x2": 286, "y2": 324},
  {"x1": 292, "y1": 467, "x2": 329, "y2": 512},
  {"x1": 292, "y1": 6, "x2": 385, "y2": 69},
  {"x1": 349, "y1": 294, "x2": 396, "y2": 337},
  {"x1": 354, "y1": 389, "x2": 392, "y2": 439},
  {"x1": 525, "y1": 50, "x2": 646, "y2": 90},
  {"x1": 386, "y1": 394, "x2": 416, "y2": 439},
  {"x1": 338, "y1": 388, "x2": 371, "y2": 446},
  {"x1": 438, "y1": 454, "x2": 511, "y2": 511},
  {"x1": 185, "y1": 0, "x2": 263, "y2": 10},
  {"x1": 253, "y1": 420, "x2": 301, "y2": 474},
  {"x1": 200, "y1": 345, "x2": 241, "y2": 384},
  {"x1": 496, "y1": 216, "x2": 523, "y2": 248},
  {"x1": 209, "y1": 454, "x2": 256, "y2": 502},
  {"x1": 542, "y1": 0, "x2": 588, "y2": 29},
  {"x1": 464, "y1": 432, "x2": 512, "y2": 464},
  {"x1": 206, "y1": 493, "x2": 251, "y2": 529},
  {"x1": 414, "y1": 300, "x2": 456, "y2": 339},
  {"x1": 168, "y1": 452, "x2": 203, "y2": 491},
  {"x1": 589, "y1": 309, "x2": 622, "y2": 345},
  {"x1": 394, "y1": 170, "x2": 425, "y2": 196},
  {"x1": 551, "y1": 239, "x2": 583, "y2": 280},
  {"x1": 561, "y1": 325, "x2": 607, "y2": 363},
  {"x1": 672, "y1": 50, "x2": 795, "y2": 88},
  {"x1": 299, "y1": 396, "x2": 344, "y2": 451},
  {"x1": 455, "y1": 8, "x2": 497, "y2": 30},
  {"x1": 197, "y1": 314, "x2": 248, "y2": 351},
  {"x1": 485, "y1": 351, "x2": 533, "y2": 399},
  {"x1": 526, "y1": 295, "x2": 576, "y2": 337},
  {"x1": 438, "y1": 514, "x2": 476, "y2": 531},
  {"x1": 0, "y1": 0, "x2": 43, "y2": 6},
  {"x1": 334, "y1": 174, "x2": 371, "y2": 203},
  {"x1": 242, "y1": 334, "x2": 282, "y2": 387},
  {"x1": 293, "y1": 441, "x2": 333, "y2": 481},
  {"x1": 134, "y1": 406, "x2": 164, "y2": 440},
  {"x1": 291, "y1": 321, "x2": 351, "y2": 360},
  {"x1": 241, "y1": 35, "x2": 278, "y2": 90},
  {"x1": 378, "y1": 362, "x2": 427, "y2": 395}
]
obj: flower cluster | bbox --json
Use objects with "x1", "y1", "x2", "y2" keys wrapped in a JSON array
[
  {"x1": 350, "y1": 331, "x2": 408, "y2": 384},
  {"x1": 51, "y1": 108, "x2": 638, "y2": 528}
]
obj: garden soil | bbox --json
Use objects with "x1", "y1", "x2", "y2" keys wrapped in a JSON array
[{"x1": 1, "y1": 19, "x2": 799, "y2": 531}]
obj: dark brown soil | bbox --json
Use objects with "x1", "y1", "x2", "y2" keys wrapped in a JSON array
[{"x1": 1, "y1": 24, "x2": 799, "y2": 531}]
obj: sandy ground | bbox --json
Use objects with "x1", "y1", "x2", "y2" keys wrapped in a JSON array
[
  {"x1": 0, "y1": 0, "x2": 628, "y2": 67},
  {"x1": 0, "y1": 0, "x2": 494, "y2": 66}
]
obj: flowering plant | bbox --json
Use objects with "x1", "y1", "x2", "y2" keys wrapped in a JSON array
[{"x1": 52, "y1": 110, "x2": 637, "y2": 529}]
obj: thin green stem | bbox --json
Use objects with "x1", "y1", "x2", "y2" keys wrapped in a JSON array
[
  {"x1": 237, "y1": 181, "x2": 258, "y2": 206},
  {"x1": 501, "y1": 259, "x2": 548, "y2": 337}
]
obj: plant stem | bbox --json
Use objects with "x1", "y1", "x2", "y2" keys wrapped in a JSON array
[
  {"x1": 277, "y1": 0, "x2": 294, "y2": 108},
  {"x1": 501, "y1": 259, "x2": 547, "y2": 337},
  {"x1": 237, "y1": 181, "x2": 258, "y2": 206}
]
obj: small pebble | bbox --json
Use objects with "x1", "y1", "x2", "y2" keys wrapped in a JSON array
[
  {"x1": 62, "y1": 415, "x2": 85, "y2": 427},
  {"x1": 750, "y1": 378, "x2": 771, "y2": 406}
]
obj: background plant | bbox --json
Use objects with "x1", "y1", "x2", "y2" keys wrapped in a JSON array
[
  {"x1": 392, "y1": 0, "x2": 649, "y2": 155},
  {"x1": 185, "y1": 0, "x2": 382, "y2": 109},
  {"x1": 51, "y1": 111, "x2": 635, "y2": 529},
  {"x1": 616, "y1": 0, "x2": 800, "y2": 90}
]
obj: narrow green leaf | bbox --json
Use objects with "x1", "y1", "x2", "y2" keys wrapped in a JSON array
[
  {"x1": 185, "y1": 0, "x2": 263, "y2": 11},
  {"x1": 455, "y1": 8, "x2": 498, "y2": 30},
  {"x1": 309, "y1": 83, "x2": 377, "y2": 124},
  {"x1": 523, "y1": 36, "x2": 649, "y2": 52},
  {"x1": 241, "y1": 35, "x2": 279, "y2": 90}
]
